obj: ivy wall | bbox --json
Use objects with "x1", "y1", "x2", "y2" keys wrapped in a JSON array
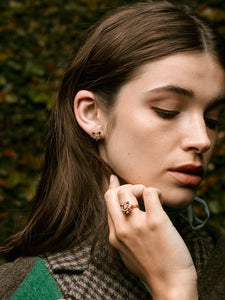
[{"x1": 1, "y1": 0, "x2": 225, "y2": 245}]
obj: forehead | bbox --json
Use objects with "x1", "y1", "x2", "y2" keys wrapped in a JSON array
[{"x1": 117, "y1": 52, "x2": 225, "y2": 103}]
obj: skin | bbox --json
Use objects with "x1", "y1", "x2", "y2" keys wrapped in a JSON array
[
  {"x1": 75, "y1": 52, "x2": 225, "y2": 299},
  {"x1": 100, "y1": 52, "x2": 225, "y2": 207},
  {"x1": 105, "y1": 177, "x2": 199, "y2": 299}
]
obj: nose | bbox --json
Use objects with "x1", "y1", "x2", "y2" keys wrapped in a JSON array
[{"x1": 181, "y1": 115, "x2": 212, "y2": 154}]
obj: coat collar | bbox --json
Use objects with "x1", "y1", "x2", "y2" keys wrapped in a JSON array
[{"x1": 45, "y1": 238, "x2": 91, "y2": 272}]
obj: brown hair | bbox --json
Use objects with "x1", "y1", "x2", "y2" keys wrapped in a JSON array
[{"x1": 1, "y1": 0, "x2": 225, "y2": 261}]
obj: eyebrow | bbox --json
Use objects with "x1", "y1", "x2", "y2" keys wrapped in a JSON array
[
  {"x1": 145, "y1": 84, "x2": 225, "y2": 108},
  {"x1": 146, "y1": 85, "x2": 194, "y2": 97},
  {"x1": 207, "y1": 96, "x2": 225, "y2": 110}
]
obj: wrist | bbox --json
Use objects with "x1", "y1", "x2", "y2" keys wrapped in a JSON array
[
  {"x1": 149, "y1": 271, "x2": 198, "y2": 300},
  {"x1": 152, "y1": 280, "x2": 198, "y2": 300}
]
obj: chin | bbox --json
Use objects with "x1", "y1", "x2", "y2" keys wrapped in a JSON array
[{"x1": 161, "y1": 189, "x2": 196, "y2": 208}]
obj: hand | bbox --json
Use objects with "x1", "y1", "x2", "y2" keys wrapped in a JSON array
[{"x1": 104, "y1": 175, "x2": 198, "y2": 300}]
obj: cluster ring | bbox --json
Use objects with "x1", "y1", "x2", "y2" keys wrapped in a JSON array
[{"x1": 120, "y1": 201, "x2": 139, "y2": 215}]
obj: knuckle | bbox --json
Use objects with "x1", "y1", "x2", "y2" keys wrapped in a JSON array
[
  {"x1": 109, "y1": 232, "x2": 118, "y2": 247},
  {"x1": 117, "y1": 188, "x2": 129, "y2": 198},
  {"x1": 104, "y1": 189, "x2": 113, "y2": 200},
  {"x1": 123, "y1": 184, "x2": 133, "y2": 189},
  {"x1": 131, "y1": 222, "x2": 143, "y2": 235},
  {"x1": 147, "y1": 213, "x2": 168, "y2": 230},
  {"x1": 125, "y1": 183, "x2": 145, "y2": 191},
  {"x1": 147, "y1": 217, "x2": 161, "y2": 230},
  {"x1": 135, "y1": 184, "x2": 145, "y2": 190},
  {"x1": 116, "y1": 222, "x2": 144, "y2": 240},
  {"x1": 143, "y1": 187, "x2": 159, "y2": 197},
  {"x1": 116, "y1": 227, "x2": 128, "y2": 241}
]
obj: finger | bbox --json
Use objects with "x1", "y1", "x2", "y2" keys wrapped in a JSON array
[
  {"x1": 107, "y1": 213, "x2": 119, "y2": 247},
  {"x1": 105, "y1": 188, "x2": 125, "y2": 222},
  {"x1": 105, "y1": 182, "x2": 145, "y2": 205},
  {"x1": 117, "y1": 189, "x2": 140, "y2": 215},
  {"x1": 143, "y1": 187, "x2": 165, "y2": 216},
  {"x1": 105, "y1": 182, "x2": 145, "y2": 221},
  {"x1": 107, "y1": 213, "x2": 113, "y2": 230},
  {"x1": 109, "y1": 174, "x2": 120, "y2": 189},
  {"x1": 108, "y1": 175, "x2": 145, "y2": 199},
  {"x1": 105, "y1": 185, "x2": 143, "y2": 214}
]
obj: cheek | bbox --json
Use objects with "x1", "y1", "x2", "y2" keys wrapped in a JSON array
[
  {"x1": 204, "y1": 133, "x2": 217, "y2": 163},
  {"x1": 103, "y1": 118, "x2": 167, "y2": 173},
  {"x1": 210, "y1": 131, "x2": 218, "y2": 150}
]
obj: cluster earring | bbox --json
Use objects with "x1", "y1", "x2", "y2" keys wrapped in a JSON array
[{"x1": 91, "y1": 130, "x2": 103, "y2": 141}]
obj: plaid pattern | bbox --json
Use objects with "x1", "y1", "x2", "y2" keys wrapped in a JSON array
[
  {"x1": 44, "y1": 238, "x2": 150, "y2": 300},
  {"x1": 44, "y1": 217, "x2": 214, "y2": 300},
  {"x1": 175, "y1": 216, "x2": 214, "y2": 275}
]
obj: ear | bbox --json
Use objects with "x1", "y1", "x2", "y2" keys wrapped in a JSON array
[{"x1": 74, "y1": 90, "x2": 103, "y2": 137}]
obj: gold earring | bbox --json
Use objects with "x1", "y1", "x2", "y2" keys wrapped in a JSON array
[{"x1": 91, "y1": 131, "x2": 103, "y2": 141}]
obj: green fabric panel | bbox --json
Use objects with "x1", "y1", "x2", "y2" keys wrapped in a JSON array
[{"x1": 11, "y1": 257, "x2": 63, "y2": 300}]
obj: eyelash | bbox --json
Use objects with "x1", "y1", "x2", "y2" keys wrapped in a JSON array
[
  {"x1": 152, "y1": 107, "x2": 179, "y2": 119},
  {"x1": 204, "y1": 118, "x2": 219, "y2": 130},
  {"x1": 153, "y1": 107, "x2": 220, "y2": 130}
]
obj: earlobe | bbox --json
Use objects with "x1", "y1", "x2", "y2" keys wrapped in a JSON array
[{"x1": 74, "y1": 90, "x2": 103, "y2": 138}]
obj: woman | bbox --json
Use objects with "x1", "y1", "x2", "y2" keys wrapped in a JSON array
[{"x1": 0, "y1": 1, "x2": 225, "y2": 299}]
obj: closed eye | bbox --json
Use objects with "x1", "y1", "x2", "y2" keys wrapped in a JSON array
[
  {"x1": 152, "y1": 107, "x2": 179, "y2": 119},
  {"x1": 204, "y1": 117, "x2": 220, "y2": 130}
]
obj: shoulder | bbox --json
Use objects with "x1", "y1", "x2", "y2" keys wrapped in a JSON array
[
  {"x1": 202, "y1": 225, "x2": 225, "y2": 264},
  {"x1": 0, "y1": 256, "x2": 63, "y2": 300},
  {"x1": 0, "y1": 256, "x2": 37, "y2": 299},
  {"x1": 198, "y1": 227, "x2": 225, "y2": 300},
  {"x1": 44, "y1": 240, "x2": 151, "y2": 299},
  {"x1": 175, "y1": 217, "x2": 225, "y2": 299}
]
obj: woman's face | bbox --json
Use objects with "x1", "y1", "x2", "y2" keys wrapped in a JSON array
[{"x1": 99, "y1": 52, "x2": 225, "y2": 207}]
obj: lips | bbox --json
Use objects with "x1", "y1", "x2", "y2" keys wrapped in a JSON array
[{"x1": 168, "y1": 164, "x2": 204, "y2": 186}]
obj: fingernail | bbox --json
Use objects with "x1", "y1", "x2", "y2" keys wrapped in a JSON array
[{"x1": 110, "y1": 174, "x2": 115, "y2": 183}]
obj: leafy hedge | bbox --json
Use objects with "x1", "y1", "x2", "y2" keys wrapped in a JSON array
[{"x1": 1, "y1": 0, "x2": 225, "y2": 245}]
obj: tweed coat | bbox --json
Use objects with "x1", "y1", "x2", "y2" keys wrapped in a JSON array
[{"x1": 0, "y1": 217, "x2": 225, "y2": 300}]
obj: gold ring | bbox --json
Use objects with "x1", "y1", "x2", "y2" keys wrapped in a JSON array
[{"x1": 120, "y1": 201, "x2": 139, "y2": 215}]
